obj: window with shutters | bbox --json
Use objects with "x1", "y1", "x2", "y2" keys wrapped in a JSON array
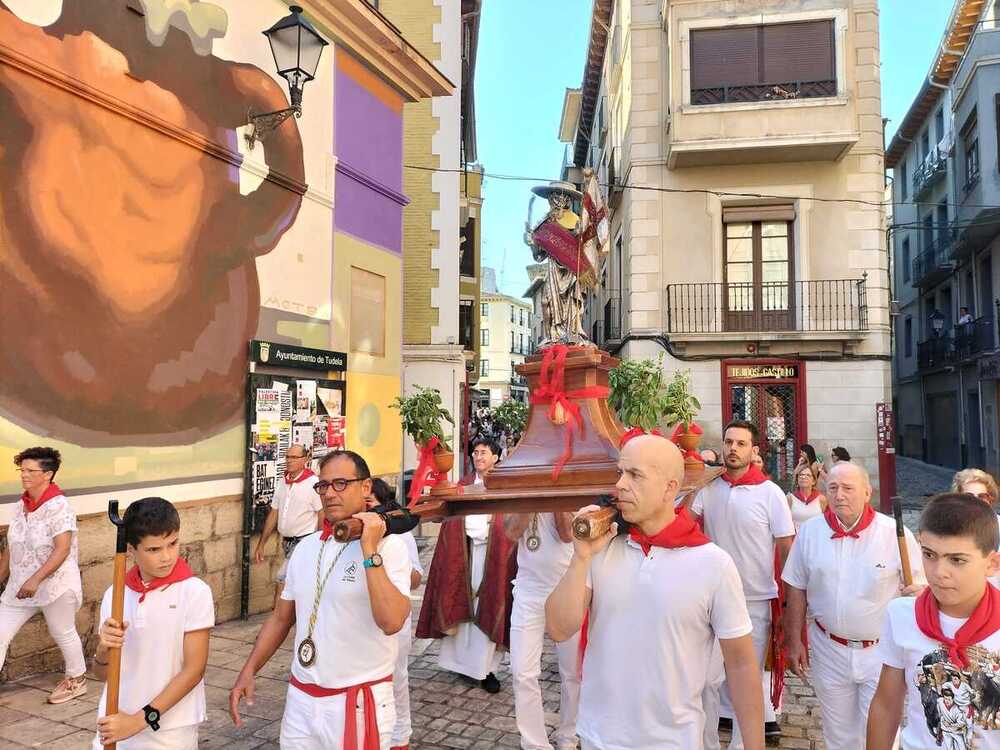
[
  {"x1": 722, "y1": 212, "x2": 795, "y2": 332},
  {"x1": 689, "y1": 20, "x2": 836, "y2": 105}
]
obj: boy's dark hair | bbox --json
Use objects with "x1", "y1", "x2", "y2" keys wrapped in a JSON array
[
  {"x1": 832, "y1": 446, "x2": 851, "y2": 462},
  {"x1": 470, "y1": 435, "x2": 502, "y2": 458},
  {"x1": 723, "y1": 419, "x2": 759, "y2": 445},
  {"x1": 123, "y1": 497, "x2": 180, "y2": 547},
  {"x1": 13, "y1": 446, "x2": 62, "y2": 478},
  {"x1": 920, "y1": 492, "x2": 1000, "y2": 555},
  {"x1": 370, "y1": 478, "x2": 400, "y2": 508},
  {"x1": 319, "y1": 450, "x2": 371, "y2": 479}
]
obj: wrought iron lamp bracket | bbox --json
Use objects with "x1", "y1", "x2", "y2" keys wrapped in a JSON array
[{"x1": 245, "y1": 103, "x2": 302, "y2": 150}]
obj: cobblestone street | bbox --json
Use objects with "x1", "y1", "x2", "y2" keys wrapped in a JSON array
[{"x1": 0, "y1": 457, "x2": 964, "y2": 748}]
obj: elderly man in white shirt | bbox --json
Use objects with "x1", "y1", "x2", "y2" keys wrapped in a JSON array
[{"x1": 782, "y1": 461, "x2": 925, "y2": 750}]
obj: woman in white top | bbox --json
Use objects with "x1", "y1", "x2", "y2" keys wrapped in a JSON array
[
  {"x1": 1, "y1": 447, "x2": 85, "y2": 705},
  {"x1": 787, "y1": 465, "x2": 827, "y2": 532}
]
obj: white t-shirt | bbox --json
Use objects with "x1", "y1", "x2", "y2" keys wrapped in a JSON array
[
  {"x1": 878, "y1": 595, "x2": 1000, "y2": 749},
  {"x1": 96, "y1": 577, "x2": 215, "y2": 732},
  {"x1": 691, "y1": 477, "x2": 795, "y2": 601},
  {"x1": 787, "y1": 493, "x2": 823, "y2": 532},
  {"x1": 783, "y1": 513, "x2": 925, "y2": 641},
  {"x1": 271, "y1": 470, "x2": 322, "y2": 538},
  {"x1": 514, "y1": 513, "x2": 574, "y2": 598},
  {"x1": 282, "y1": 533, "x2": 410, "y2": 688},
  {"x1": 3, "y1": 495, "x2": 82, "y2": 609},
  {"x1": 578, "y1": 536, "x2": 753, "y2": 750},
  {"x1": 402, "y1": 532, "x2": 423, "y2": 579}
]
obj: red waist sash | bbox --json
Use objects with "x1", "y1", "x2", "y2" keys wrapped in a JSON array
[{"x1": 290, "y1": 674, "x2": 392, "y2": 750}]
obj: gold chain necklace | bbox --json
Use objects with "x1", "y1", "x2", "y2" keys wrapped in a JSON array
[
  {"x1": 297, "y1": 537, "x2": 352, "y2": 667},
  {"x1": 526, "y1": 513, "x2": 541, "y2": 552}
]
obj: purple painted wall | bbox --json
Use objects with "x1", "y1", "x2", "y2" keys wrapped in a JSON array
[{"x1": 335, "y1": 163, "x2": 405, "y2": 254}]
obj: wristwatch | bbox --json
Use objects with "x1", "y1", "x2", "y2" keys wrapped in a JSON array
[
  {"x1": 142, "y1": 704, "x2": 161, "y2": 731},
  {"x1": 363, "y1": 553, "x2": 383, "y2": 569}
]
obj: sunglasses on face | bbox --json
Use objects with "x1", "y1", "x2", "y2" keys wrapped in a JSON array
[{"x1": 313, "y1": 477, "x2": 365, "y2": 494}]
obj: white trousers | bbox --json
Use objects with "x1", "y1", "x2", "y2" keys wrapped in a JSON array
[
  {"x1": 0, "y1": 591, "x2": 86, "y2": 678},
  {"x1": 510, "y1": 589, "x2": 580, "y2": 750},
  {"x1": 391, "y1": 615, "x2": 414, "y2": 747},
  {"x1": 720, "y1": 599, "x2": 775, "y2": 750},
  {"x1": 279, "y1": 681, "x2": 395, "y2": 750},
  {"x1": 91, "y1": 725, "x2": 198, "y2": 750},
  {"x1": 809, "y1": 621, "x2": 894, "y2": 750}
]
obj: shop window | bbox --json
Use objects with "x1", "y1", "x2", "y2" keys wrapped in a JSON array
[{"x1": 350, "y1": 267, "x2": 385, "y2": 356}]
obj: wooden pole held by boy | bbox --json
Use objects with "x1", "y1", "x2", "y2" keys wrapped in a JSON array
[
  {"x1": 892, "y1": 495, "x2": 913, "y2": 587},
  {"x1": 105, "y1": 500, "x2": 127, "y2": 750}
]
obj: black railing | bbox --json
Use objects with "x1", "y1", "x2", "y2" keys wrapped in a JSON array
[
  {"x1": 510, "y1": 374, "x2": 528, "y2": 388},
  {"x1": 603, "y1": 296, "x2": 622, "y2": 341},
  {"x1": 921, "y1": 316, "x2": 996, "y2": 368},
  {"x1": 912, "y1": 149, "x2": 947, "y2": 198},
  {"x1": 692, "y1": 79, "x2": 836, "y2": 106},
  {"x1": 665, "y1": 278, "x2": 867, "y2": 334},
  {"x1": 912, "y1": 230, "x2": 957, "y2": 287}
]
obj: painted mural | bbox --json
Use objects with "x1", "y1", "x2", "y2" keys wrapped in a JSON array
[{"x1": 0, "y1": 0, "x2": 308, "y2": 505}]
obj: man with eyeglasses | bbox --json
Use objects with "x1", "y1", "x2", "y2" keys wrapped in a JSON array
[
  {"x1": 254, "y1": 445, "x2": 322, "y2": 608},
  {"x1": 231, "y1": 450, "x2": 412, "y2": 749}
]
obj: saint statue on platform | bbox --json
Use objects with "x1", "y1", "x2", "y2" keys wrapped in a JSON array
[{"x1": 525, "y1": 168, "x2": 610, "y2": 345}]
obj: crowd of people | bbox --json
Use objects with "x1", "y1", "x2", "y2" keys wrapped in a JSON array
[{"x1": 6, "y1": 431, "x2": 1000, "y2": 749}]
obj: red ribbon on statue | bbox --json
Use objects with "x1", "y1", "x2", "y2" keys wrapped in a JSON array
[
  {"x1": 408, "y1": 436, "x2": 448, "y2": 507},
  {"x1": 530, "y1": 344, "x2": 609, "y2": 481}
]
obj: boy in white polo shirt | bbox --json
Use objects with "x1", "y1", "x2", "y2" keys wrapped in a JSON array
[
  {"x1": 230, "y1": 450, "x2": 412, "y2": 750},
  {"x1": 92, "y1": 497, "x2": 214, "y2": 749},
  {"x1": 868, "y1": 493, "x2": 1000, "y2": 749},
  {"x1": 545, "y1": 435, "x2": 765, "y2": 750}
]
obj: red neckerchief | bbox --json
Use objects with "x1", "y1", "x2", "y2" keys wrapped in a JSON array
[
  {"x1": 21, "y1": 482, "x2": 62, "y2": 513},
  {"x1": 285, "y1": 468, "x2": 315, "y2": 485},
  {"x1": 823, "y1": 505, "x2": 876, "y2": 539},
  {"x1": 320, "y1": 517, "x2": 335, "y2": 541},
  {"x1": 628, "y1": 507, "x2": 710, "y2": 555},
  {"x1": 21, "y1": 483, "x2": 63, "y2": 514},
  {"x1": 125, "y1": 557, "x2": 195, "y2": 603},
  {"x1": 793, "y1": 490, "x2": 821, "y2": 505},
  {"x1": 721, "y1": 464, "x2": 767, "y2": 487},
  {"x1": 916, "y1": 585, "x2": 1000, "y2": 669}
]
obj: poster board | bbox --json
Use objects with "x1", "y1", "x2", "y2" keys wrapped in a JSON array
[{"x1": 246, "y1": 373, "x2": 347, "y2": 530}]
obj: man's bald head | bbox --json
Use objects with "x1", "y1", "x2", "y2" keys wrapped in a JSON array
[
  {"x1": 622, "y1": 434, "x2": 685, "y2": 487},
  {"x1": 617, "y1": 435, "x2": 685, "y2": 532},
  {"x1": 829, "y1": 460, "x2": 870, "y2": 489}
]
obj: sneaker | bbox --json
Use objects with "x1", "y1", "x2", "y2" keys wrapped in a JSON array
[
  {"x1": 764, "y1": 721, "x2": 782, "y2": 738},
  {"x1": 48, "y1": 675, "x2": 87, "y2": 704},
  {"x1": 480, "y1": 672, "x2": 501, "y2": 694}
]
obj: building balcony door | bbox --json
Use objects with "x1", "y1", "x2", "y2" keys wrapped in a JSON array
[{"x1": 724, "y1": 221, "x2": 794, "y2": 332}]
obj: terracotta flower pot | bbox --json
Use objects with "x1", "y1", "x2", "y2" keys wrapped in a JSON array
[
  {"x1": 684, "y1": 455, "x2": 705, "y2": 474},
  {"x1": 433, "y1": 447, "x2": 454, "y2": 474},
  {"x1": 676, "y1": 427, "x2": 701, "y2": 452}
]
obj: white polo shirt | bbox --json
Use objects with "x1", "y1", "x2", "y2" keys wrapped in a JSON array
[
  {"x1": 577, "y1": 536, "x2": 752, "y2": 750},
  {"x1": 272, "y1": 470, "x2": 322, "y2": 538},
  {"x1": 878, "y1": 596, "x2": 1000, "y2": 749},
  {"x1": 96, "y1": 577, "x2": 214, "y2": 732},
  {"x1": 691, "y1": 476, "x2": 795, "y2": 601},
  {"x1": 282, "y1": 533, "x2": 410, "y2": 688},
  {"x1": 514, "y1": 513, "x2": 574, "y2": 599},
  {"x1": 782, "y1": 512, "x2": 925, "y2": 641}
]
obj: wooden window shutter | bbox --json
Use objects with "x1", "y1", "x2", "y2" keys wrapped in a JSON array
[
  {"x1": 762, "y1": 21, "x2": 834, "y2": 84},
  {"x1": 690, "y1": 27, "x2": 760, "y2": 89},
  {"x1": 723, "y1": 204, "x2": 796, "y2": 223}
]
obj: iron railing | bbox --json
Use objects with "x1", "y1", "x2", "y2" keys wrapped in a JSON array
[
  {"x1": 912, "y1": 148, "x2": 948, "y2": 199},
  {"x1": 919, "y1": 316, "x2": 996, "y2": 368},
  {"x1": 691, "y1": 79, "x2": 836, "y2": 106},
  {"x1": 912, "y1": 229, "x2": 957, "y2": 287},
  {"x1": 665, "y1": 278, "x2": 867, "y2": 334}
]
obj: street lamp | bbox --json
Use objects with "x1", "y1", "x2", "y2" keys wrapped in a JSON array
[
  {"x1": 245, "y1": 5, "x2": 328, "y2": 150},
  {"x1": 930, "y1": 309, "x2": 946, "y2": 337}
]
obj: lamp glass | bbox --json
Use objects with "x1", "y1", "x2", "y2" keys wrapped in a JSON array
[{"x1": 267, "y1": 24, "x2": 302, "y2": 78}]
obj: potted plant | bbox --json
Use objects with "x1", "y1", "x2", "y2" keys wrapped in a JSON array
[
  {"x1": 663, "y1": 369, "x2": 703, "y2": 455},
  {"x1": 608, "y1": 355, "x2": 670, "y2": 432},
  {"x1": 391, "y1": 385, "x2": 456, "y2": 472},
  {"x1": 491, "y1": 399, "x2": 529, "y2": 446}
]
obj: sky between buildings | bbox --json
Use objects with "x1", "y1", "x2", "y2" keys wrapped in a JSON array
[{"x1": 476, "y1": 0, "x2": 955, "y2": 300}]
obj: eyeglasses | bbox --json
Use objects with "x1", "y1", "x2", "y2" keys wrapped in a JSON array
[
  {"x1": 15, "y1": 468, "x2": 45, "y2": 475},
  {"x1": 286, "y1": 454, "x2": 308, "y2": 460},
  {"x1": 314, "y1": 477, "x2": 365, "y2": 494},
  {"x1": 974, "y1": 492, "x2": 995, "y2": 503}
]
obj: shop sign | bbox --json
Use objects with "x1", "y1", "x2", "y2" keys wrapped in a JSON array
[
  {"x1": 980, "y1": 353, "x2": 1000, "y2": 380},
  {"x1": 726, "y1": 363, "x2": 798, "y2": 381},
  {"x1": 250, "y1": 340, "x2": 347, "y2": 372}
]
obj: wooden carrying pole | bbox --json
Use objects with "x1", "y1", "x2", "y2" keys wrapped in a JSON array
[
  {"x1": 572, "y1": 506, "x2": 618, "y2": 541},
  {"x1": 105, "y1": 501, "x2": 128, "y2": 750},
  {"x1": 892, "y1": 496, "x2": 914, "y2": 587}
]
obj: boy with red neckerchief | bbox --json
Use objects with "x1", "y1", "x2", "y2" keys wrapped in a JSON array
[
  {"x1": 868, "y1": 492, "x2": 1000, "y2": 749},
  {"x1": 545, "y1": 435, "x2": 765, "y2": 750},
  {"x1": 92, "y1": 497, "x2": 214, "y2": 749}
]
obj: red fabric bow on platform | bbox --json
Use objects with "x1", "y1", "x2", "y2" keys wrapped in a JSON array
[
  {"x1": 407, "y1": 436, "x2": 448, "y2": 507},
  {"x1": 530, "y1": 344, "x2": 609, "y2": 481}
]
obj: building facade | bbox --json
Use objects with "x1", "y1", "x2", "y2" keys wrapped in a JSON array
[
  {"x1": 383, "y1": 0, "x2": 483, "y2": 475},
  {"x1": 889, "y1": 0, "x2": 1000, "y2": 473},
  {"x1": 479, "y1": 289, "x2": 534, "y2": 406},
  {"x1": 0, "y1": 0, "x2": 448, "y2": 675},
  {"x1": 564, "y1": 0, "x2": 889, "y2": 489}
]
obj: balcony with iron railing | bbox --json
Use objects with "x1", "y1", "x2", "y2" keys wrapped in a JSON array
[
  {"x1": 691, "y1": 79, "x2": 837, "y2": 107},
  {"x1": 912, "y1": 147, "x2": 948, "y2": 199},
  {"x1": 664, "y1": 278, "x2": 868, "y2": 338},
  {"x1": 911, "y1": 230, "x2": 957, "y2": 289},
  {"x1": 918, "y1": 316, "x2": 996, "y2": 370}
]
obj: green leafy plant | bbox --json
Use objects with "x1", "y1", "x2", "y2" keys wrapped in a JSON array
[
  {"x1": 608, "y1": 355, "x2": 671, "y2": 431},
  {"x1": 390, "y1": 385, "x2": 455, "y2": 450},
  {"x1": 492, "y1": 399, "x2": 529, "y2": 440},
  {"x1": 663, "y1": 369, "x2": 701, "y2": 431}
]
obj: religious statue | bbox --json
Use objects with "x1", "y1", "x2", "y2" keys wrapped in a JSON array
[{"x1": 525, "y1": 168, "x2": 609, "y2": 345}]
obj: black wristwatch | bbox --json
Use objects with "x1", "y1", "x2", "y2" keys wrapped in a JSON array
[{"x1": 142, "y1": 704, "x2": 161, "y2": 731}]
